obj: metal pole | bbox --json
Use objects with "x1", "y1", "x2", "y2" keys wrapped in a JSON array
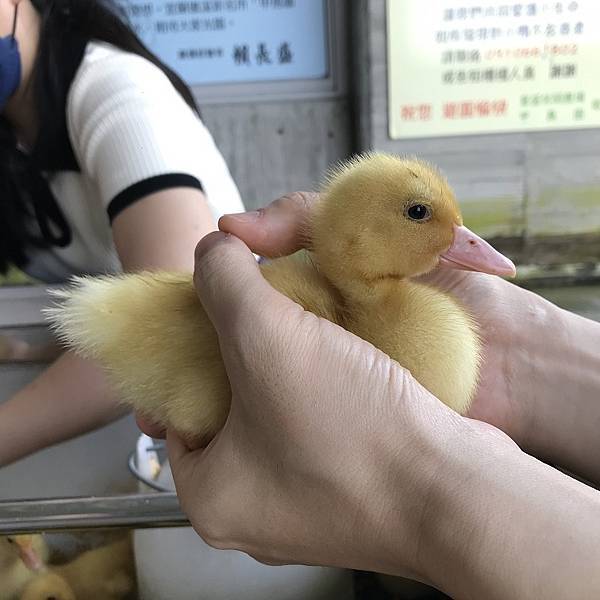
[{"x1": 0, "y1": 493, "x2": 189, "y2": 534}]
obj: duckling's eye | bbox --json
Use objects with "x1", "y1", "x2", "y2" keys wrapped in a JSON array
[
  {"x1": 405, "y1": 204, "x2": 431, "y2": 222},
  {"x1": 6, "y1": 537, "x2": 14, "y2": 544}
]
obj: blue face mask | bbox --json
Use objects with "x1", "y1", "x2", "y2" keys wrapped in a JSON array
[{"x1": 0, "y1": 6, "x2": 21, "y2": 110}]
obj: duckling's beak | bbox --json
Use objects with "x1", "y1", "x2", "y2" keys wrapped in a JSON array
[{"x1": 439, "y1": 225, "x2": 516, "y2": 277}]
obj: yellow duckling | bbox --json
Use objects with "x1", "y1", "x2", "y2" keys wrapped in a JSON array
[
  {"x1": 20, "y1": 538, "x2": 135, "y2": 600},
  {"x1": 19, "y1": 572, "x2": 75, "y2": 600},
  {"x1": 0, "y1": 535, "x2": 49, "y2": 600},
  {"x1": 46, "y1": 153, "x2": 514, "y2": 447}
]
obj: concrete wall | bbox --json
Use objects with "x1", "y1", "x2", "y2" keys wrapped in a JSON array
[
  {"x1": 202, "y1": 98, "x2": 355, "y2": 209},
  {"x1": 196, "y1": 0, "x2": 356, "y2": 210}
]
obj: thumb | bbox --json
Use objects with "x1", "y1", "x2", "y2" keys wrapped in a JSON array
[{"x1": 193, "y1": 231, "x2": 289, "y2": 334}]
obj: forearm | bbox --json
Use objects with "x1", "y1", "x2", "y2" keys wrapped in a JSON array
[
  {"x1": 516, "y1": 296, "x2": 600, "y2": 483},
  {"x1": 381, "y1": 419, "x2": 600, "y2": 599},
  {"x1": 0, "y1": 351, "x2": 127, "y2": 466}
]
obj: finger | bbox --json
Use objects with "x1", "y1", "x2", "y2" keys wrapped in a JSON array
[
  {"x1": 193, "y1": 231, "x2": 292, "y2": 335},
  {"x1": 135, "y1": 414, "x2": 166, "y2": 439},
  {"x1": 218, "y1": 191, "x2": 318, "y2": 257}
]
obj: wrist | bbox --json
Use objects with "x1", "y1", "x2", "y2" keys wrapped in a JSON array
[
  {"x1": 355, "y1": 397, "x2": 503, "y2": 583},
  {"x1": 521, "y1": 299, "x2": 600, "y2": 482},
  {"x1": 412, "y1": 416, "x2": 600, "y2": 599},
  {"x1": 410, "y1": 416, "x2": 519, "y2": 592},
  {"x1": 492, "y1": 286, "x2": 561, "y2": 447}
]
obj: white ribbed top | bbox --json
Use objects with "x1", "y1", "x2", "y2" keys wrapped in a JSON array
[{"x1": 26, "y1": 42, "x2": 244, "y2": 283}]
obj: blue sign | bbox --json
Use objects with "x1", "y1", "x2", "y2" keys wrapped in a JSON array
[{"x1": 118, "y1": 0, "x2": 330, "y2": 85}]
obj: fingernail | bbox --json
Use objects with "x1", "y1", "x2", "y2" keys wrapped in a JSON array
[
  {"x1": 222, "y1": 211, "x2": 261, "y2": 223},
  {"x1": 195, "y1": 231, "x2": 230, "y2": 256}
]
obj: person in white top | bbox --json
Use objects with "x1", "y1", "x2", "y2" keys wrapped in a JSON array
[{"x1": 0, "y1": 0, "x2": 244, "y2": 466}]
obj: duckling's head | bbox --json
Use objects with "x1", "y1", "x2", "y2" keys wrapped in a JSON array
[
  {"x1": 313, "y1": 153, "x2": 515, "y2": 295},
  {"x1": 20, "y1": 572, "x2": 76, "y2": 600}
]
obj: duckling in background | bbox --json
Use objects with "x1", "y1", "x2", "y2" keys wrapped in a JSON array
[
  {"x1": 19, "y1": 572, "x2": 75, "y2": 600},
  {"x1": 0, "y1": 535, "x2": 49, "y2": 600},
  {"x1": 46, "y1": 153, "x2": 515, "y2": 447},
  {"x1": 20, "y1": 538, "x2": 135, "y2": 600}
]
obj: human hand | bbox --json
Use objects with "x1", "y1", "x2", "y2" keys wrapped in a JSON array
[{"x1": 165, "y1": 230, "x2": 495, "y2": 580}]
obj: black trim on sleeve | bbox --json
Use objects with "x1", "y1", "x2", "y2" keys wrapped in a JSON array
[{"x1": 107, "y1": 173, "x2": 204, "y2": 223}]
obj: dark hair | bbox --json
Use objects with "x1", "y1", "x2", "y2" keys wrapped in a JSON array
[{"x1": 0, "y1": 0, "x2": 198, "y2": 274}]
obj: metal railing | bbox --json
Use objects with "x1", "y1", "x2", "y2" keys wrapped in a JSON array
[{"x1": 0, "y1": 493, "x2": 189, "y2": 535}]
